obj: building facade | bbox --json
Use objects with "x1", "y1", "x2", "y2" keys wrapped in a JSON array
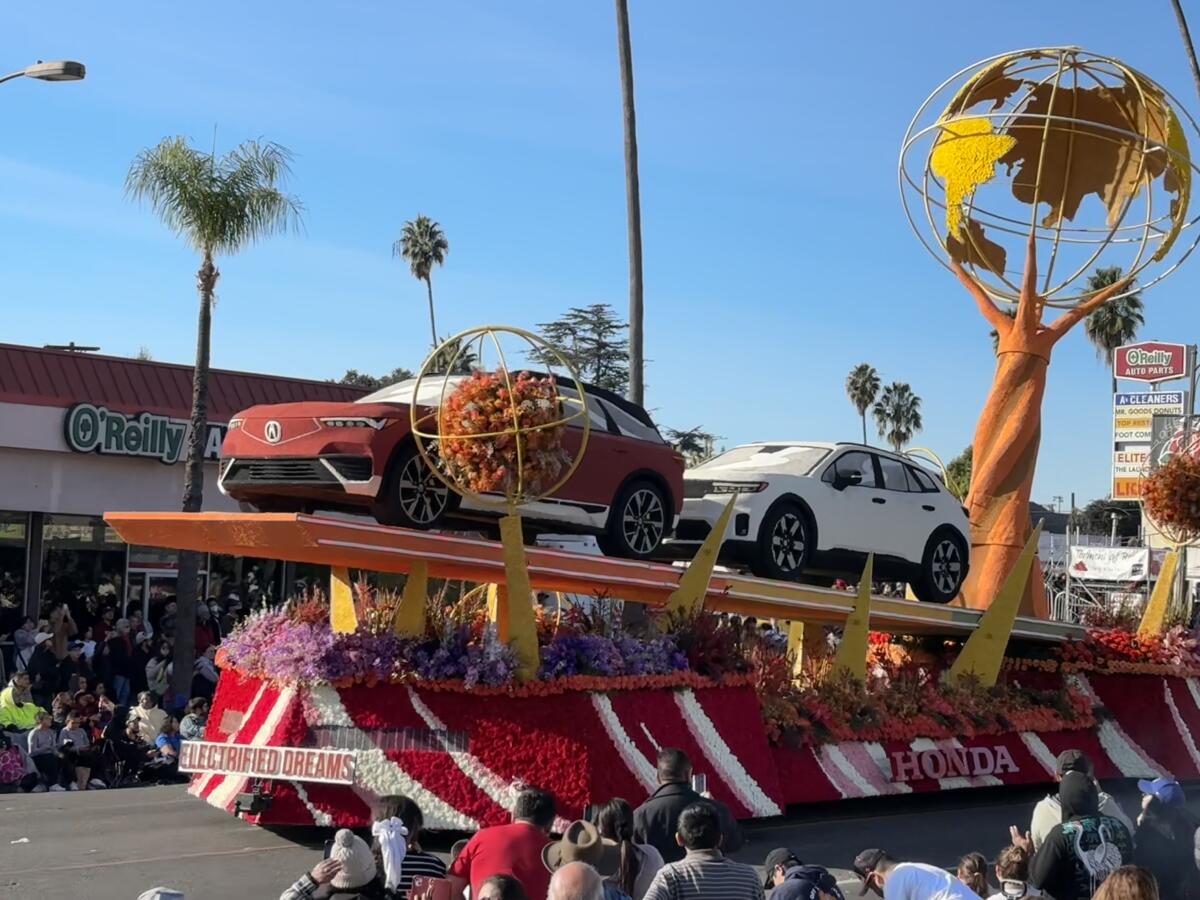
[{"x1": 0, "y1": 343, "x2": 365, "y2": 622}]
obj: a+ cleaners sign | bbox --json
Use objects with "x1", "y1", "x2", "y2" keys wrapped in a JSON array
[{"x1": 63, "y1": 403, "x2": 227, "y2": 465}]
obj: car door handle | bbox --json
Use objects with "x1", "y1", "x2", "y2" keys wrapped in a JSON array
[
  {"x1": 922, "y1": 504, "x2": 935, "y2": 511},
  {"x1": 872, "y1": 497, "x2": 886, "y2": 504}
]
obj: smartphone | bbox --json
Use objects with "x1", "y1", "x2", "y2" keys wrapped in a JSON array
[
  {"x1": 323, "y1": 838, "x2": 335, "y2": 859},
  {"x1": 691, "y1": 773, "x2": 707, "y2": 794},
  {"x1": 409, "y1": 876, "x2": 453, "y2": 900}
]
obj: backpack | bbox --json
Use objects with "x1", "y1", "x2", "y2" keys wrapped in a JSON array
[{"x1": 0, "y1": 744, "x2": 25, "y2": 786}]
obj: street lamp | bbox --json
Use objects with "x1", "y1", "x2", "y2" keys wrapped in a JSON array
[{"x1": 0, "y1": 60, "x2": 86, "y2": 87}]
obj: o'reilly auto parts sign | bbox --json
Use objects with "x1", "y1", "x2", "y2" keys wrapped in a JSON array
[
  {"x1": 1114, "y1": 341, "x2": 1187, "y2": 383},
  {"x1": 63, "y1": 403, "x2": 226, "y2": 465}
]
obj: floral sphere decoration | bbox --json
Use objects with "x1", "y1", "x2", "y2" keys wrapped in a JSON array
[
  {"x1": 900, "y1": 47, "x2": 1200, "y2": 309},
  {"x1": 1143, "y1": 451, "x2": 1200, "y2": 544},
  {"x1": 410, "y1": 326, "x2": 590, "y2": 510}
]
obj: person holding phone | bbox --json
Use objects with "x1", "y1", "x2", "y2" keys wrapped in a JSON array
[{"x1": 633, "y1": 749, "x2": 742, "y2": 864}]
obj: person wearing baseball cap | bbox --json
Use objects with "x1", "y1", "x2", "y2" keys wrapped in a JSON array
[
  {"x1": 765, "y1": 847, "x2": 844, "y2": 900},
  {"x1": 1133, "y1": 778, "x2": 1200, "y2": 900},
  {"x1": 1022, "y1": 749, "x2": 1133, "y2": 852},
  {"x1": 853, "y1": 849, "x2": 981, "y2": 899}
]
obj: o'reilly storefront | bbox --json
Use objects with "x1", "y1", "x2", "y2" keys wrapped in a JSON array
[{"x1": 0, "y1": 342, "x2": 364, "y2": 625}]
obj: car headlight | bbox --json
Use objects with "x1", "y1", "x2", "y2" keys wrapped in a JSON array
[
  {"x1": 227, "y1": 418, "x2": 243, "y2": 430},
  {"x1": 318, "y1": 417, "x2": 389, "y2": 430},
  {"x1": 711, "y1": 481, "x2": 768, "y2": 494}
]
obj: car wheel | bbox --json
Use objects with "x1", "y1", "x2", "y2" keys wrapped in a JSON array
[
  {"x1": 374, "y1": 444, "x2": 457, "y2": 529},
  {"x1": 913, "y1": 529, "x2": 968, "y2": 604},
  {"x1": 751, "y1": 502, "x2": 811, "y2": 581},
  {"x1": 598, "y1": 479, "x2": 669, "y2": 559}
]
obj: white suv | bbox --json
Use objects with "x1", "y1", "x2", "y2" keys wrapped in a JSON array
[{"x1": 662, "y1": 442, "x2": 970, "y2": 603}]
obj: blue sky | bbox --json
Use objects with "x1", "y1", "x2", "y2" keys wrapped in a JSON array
[{"x1": 4, "y1": 1, "x2": 1200, "y2": 507}]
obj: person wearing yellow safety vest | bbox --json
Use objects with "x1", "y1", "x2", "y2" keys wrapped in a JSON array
[{"x1": 0, "y1": 672, "x2": 46, "y2": 733}]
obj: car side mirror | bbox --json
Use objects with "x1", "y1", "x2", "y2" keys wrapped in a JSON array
[{"x1": 832, "y1": 471, "x2": 863, "y2": 491}]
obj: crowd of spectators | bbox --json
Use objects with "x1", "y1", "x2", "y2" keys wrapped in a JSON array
[
  {"x1": 0, "y1": 586, "x2": 240, "y2": 793},
  {"x1": 854, "y1": 750, "x2": 1200, "y2": 900}
]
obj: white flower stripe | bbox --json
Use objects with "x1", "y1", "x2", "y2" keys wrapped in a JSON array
[
  {"x1": 1019, "y1": 732, "x2": 1059, "y2": 776},
  {"x1": 307, "y1": 684, "x2": 477, "y2": 831},
  {"x1": 812, "y1": 745, "x2": 860, "y2": 798},
  {"x1": 210, "y1": 685, "x2": 297, "y2": 812},
  {"x1": 191, "y1": 682, "x2": 267, "y2": 801},
  {"x1": 675, "y1": 690, "x2": 782, "y2": 816},
  {"x1": 293, "y1": 781, "x2": 334, "y2": 827},
  {"x1": 1164, "y1": 679, "x2": 1200, "y2": 774},
  {"x1": 591, "y1": 694, "x2": 657, "y2": 794},
  {"x1": 1186, "y1": 677, "x2": 1200, "y2": 716},
  {"x1": 1073, "y1": 674, "x2": 1167, "y2": 778},
  {"x1": 820, "y1": 744, "x2": 877, "y2": 798},
  {"x1": 407, "y1": 688, "x2": 571, "y2": 833},
  {"x1": 855, "y1": 741, "x2": 911, "y2": 795},
  {"x1": 910, "y1": 738, "x2": 972, "y2": 790}
]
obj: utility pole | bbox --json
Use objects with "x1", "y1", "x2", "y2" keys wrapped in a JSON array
[{"x1": 1177, "y1": 344, "x2": 1198, "y2": 618}]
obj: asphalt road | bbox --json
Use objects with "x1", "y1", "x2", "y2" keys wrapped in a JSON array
[{"x1": 0, "y1": 781, "x2": 1175, "y2": 899}]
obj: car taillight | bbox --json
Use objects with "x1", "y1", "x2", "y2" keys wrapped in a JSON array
[{"x1": 711, "y1": 481, "x2": 768, "y2": 494}]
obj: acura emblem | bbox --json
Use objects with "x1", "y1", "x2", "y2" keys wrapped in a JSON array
[{"x1": 264, "y1": 420, "x2": 282, "y2": 444}]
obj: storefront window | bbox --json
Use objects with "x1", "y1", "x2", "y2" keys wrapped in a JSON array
[
  {"x1": 41, "y1": 514, "x2": 126, "y2": 614},
  {"x1": 0, "y1": 511, "x2": 27, "y2": 645},
  {"x1": 126, "y1": 545, "x2": 206, "y2": 624}
]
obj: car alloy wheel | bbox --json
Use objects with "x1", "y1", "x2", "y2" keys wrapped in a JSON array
[
  {"x1": 622, "y1": 487, "x2": 666, "y2": 555},
  {"x1": 396, "y1": 453, "x2": 449, "y2": 525},
  {"x1": 770, "y1": 512, "x2": 806, "y2": 572},
  {"x1": 931, "y1": 537, "x2": 964, "y2": 594}
]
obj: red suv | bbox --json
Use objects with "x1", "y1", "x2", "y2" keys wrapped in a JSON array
[{"x1": 218, "y1": 376, "x2": 684, "y2": 559}]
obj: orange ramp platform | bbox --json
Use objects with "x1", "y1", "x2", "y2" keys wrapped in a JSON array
[{"x1": 104, "y1": 512, "x2": 1081, "y2": 643}]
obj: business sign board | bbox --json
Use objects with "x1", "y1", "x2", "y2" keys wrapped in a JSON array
[
  {"x1": 63, "y1": 403, "x2": 227, "y2": 465},
  {"x1": 178, "y1": 741, "x2": 356, "y2": 785},
  {"x1": 1070, "y1": 546, "x2": 1151, "y2": 581},
  {"x1": 1112, "y1": 393, "x2": 1187, "y2": 499},
  {"x1": 1114, "y1": 342, "x2": 1188, "y2": 383}
]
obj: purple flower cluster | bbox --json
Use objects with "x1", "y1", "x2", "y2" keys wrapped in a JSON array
[
  {"x1": 222, "y1": 611, "x2": 516, "y2": 687},
  {"x1": 538, "y1": 633, "x2": 688, "y2": 679},
  {"x1": 407, "y1": 625, "x2": 518, "y2": 688},
  {"x1": 223, "y1": 610, "x2": 688, "y2": 687}
]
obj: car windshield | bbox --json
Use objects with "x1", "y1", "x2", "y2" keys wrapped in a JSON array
[
  {"x1": 696, "y1": 444, "x2": 830, "y2": 476},
  {"x1": 357, "y1": 376, "x2": 466, "y2": 405}
]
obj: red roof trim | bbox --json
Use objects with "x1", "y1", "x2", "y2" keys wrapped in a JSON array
[{"x1": 0, "y1": 343, "x2": 368, "y2": 420}]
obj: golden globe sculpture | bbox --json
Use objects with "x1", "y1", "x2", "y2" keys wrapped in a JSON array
[
  {"x1": 900, "y1": 46, "x2": 1200, "y2": 307},
  {"x1": 899, "y1": 47, "x2": 1200, "y2": 617},
  {"x1": 408, "y1": 325, "x2": 590, "y2": 512}
]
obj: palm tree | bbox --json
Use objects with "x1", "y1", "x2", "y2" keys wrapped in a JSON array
[
  {"x1": 1171, "y1": 0, "x2": 1200, "y2": 101},
  {"x1": 1083, "y1": 267, "x2": 1144, "y2": 393},
  {"x1": 394, "y1": 216, "x2": 449, "y2": 348},
  {"x1": 126, "y1": 137, "x2": 301, "y2": 699},
  {"x1": 614, "y1": 0, "x2": 645, "y2": 406},
  {"x1": 873, "y1": 382, "x2": 923, "y2": 452},
  {"x1": 845, "y1": 364, "x2": 881, "y2": 444},
  {"x1": 429, "y1": 334, "x2": 478, "y2": 375}
]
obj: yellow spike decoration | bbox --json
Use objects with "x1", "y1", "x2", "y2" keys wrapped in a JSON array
[
  {"x1": 832, "y1": 554, "x2": 874, "y2": 680},
  {"x1": 488, "y1": 514, "x2": 539, "y2": 681},
  {"x1": 330, "y1": 566, "x2": 358, "y2": 634},
  {"x1": 392, "y1": 561, "x2": 428, "y2": 637},
  {"x1": 1138, "y1": 550, "x2": 1179, "y2": 637},
  {"x1": 664, "y1": 498, "x2": 736, "y2": 621},
  {"x1": 947, "y1": 524, "x2": 1042, "y2": 687}
]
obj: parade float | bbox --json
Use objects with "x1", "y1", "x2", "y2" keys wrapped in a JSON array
[{"x1": 106, "y1": 46, "x2": 1200, "y2": 829}]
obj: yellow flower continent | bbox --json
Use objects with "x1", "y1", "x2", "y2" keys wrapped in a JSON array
[{"x1": 930, "y1": 117, "x2": 1017, "y2": 239}]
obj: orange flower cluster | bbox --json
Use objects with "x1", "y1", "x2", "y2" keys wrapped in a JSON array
[
  {"x1": 439, "y1": 369, "x2": 572, "y2": 498},
  {"x1": 1144, "y1": 453, "x2": 1200, "y2": 538}
]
